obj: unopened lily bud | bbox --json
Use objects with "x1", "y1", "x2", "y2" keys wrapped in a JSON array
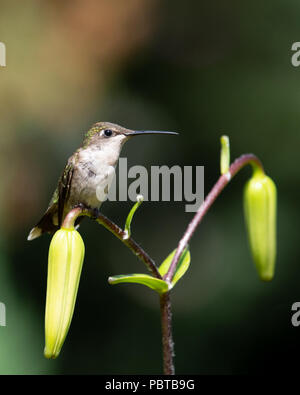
[
  {"x1": 244, "y1": 170, "x2": 277, "y2": 281},
  {"x1": 44, "y1": 228, "x2": 85, "y2": 359}
]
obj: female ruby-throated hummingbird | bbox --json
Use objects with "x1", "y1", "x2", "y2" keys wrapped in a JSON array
[{"x1": 27, "y1": 121, "x2": 178, "y2": 241}]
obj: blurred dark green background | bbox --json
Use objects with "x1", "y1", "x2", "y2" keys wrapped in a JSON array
[{"x1": 0, "y1": 0, "x2": 299, "y2": 374}]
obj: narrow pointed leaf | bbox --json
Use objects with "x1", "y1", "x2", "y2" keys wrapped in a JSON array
[
  {"x1": 108, "y1": 273, "x2": 169, "y2": 294},
  {"x1": 124, "y1": 195, "x2": 144, "y2": 239},
  {"x1": 159, "y1": 248, "x2": 191, "y2": 288}
]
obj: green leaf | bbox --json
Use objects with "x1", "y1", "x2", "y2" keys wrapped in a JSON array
[
  {"x1": 108, "y1": 273, "x2": 169, "y2": 294},
  {"x1": 124, "y1": 195, "x2": 144, "y2": 239},
  {"x1": 159, "y1": 248, "x2": 191, "y2": 288}
]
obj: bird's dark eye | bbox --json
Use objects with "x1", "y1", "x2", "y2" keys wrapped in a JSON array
[{"x1": 103, "y1": 129, "x2": 113, "y2": 137}]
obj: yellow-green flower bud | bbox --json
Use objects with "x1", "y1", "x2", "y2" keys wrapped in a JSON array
[
  {"x1": 44, "y1": 228, "x2": 85, "y2": 359},
  {"x1": 244, "y1": 170, "x2": 277, "y2": 281}
]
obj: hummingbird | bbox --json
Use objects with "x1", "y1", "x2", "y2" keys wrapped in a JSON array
[{"x1": 27, "y1": 121, "x2": 178, "y2": 241}]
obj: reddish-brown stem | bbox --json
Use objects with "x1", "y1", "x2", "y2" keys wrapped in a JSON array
[
  {"x1": 62, "y1": 207, "x2": 162, "y2": 279},
  {"x1": 160, "y1": 292, "x2": 174, "y2": 375},
  {"x1": 62, "y1": 153, "x2": 263, "y2": 376},
  {"x1": 62, "y1": 207, "x2": 83, "y2": 229},
  {"x1": 164, "y1": 153, "x2": 264, "y2": 283},
  {"x1": 93, "y1": 211, "x2": 162, "y2": 279}
]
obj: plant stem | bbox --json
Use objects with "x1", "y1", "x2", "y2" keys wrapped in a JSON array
[
  {"x1": 62, "y1": 206, "x2": 83, "y2": 229},
  {"x1": 62, "y1": 152, "x2": 263, "y2": 375},
  {"x1": 63, "y1": 207, "x2": 162, "y2": 279},
  {"x1": 164, "y1": 153, "x2": 264, "y2": 283},
  {"x1": 160, "y1": 291, "x2": 175, "y2": 375},
  {"x1": 94, "y1": 211, "x2": 162, "y2": 279}
]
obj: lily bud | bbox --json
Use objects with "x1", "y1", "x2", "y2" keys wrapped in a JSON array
[
  {"x1": 44, "y1": 228, "x2": 85, "y2": 359},
  {"x1": 244, "y1": 170, "x2": 277, "y2": 281}
]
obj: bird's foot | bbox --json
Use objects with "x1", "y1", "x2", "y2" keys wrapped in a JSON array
[
  {"x1": 72, "y1": 203, "x2": 99, "y2": 219},
  {"x1": 91, "y1": 207, "x2": 100, "y2": 220},
  {"x1": 73, "y1": 202, "x2": 88, "y2": 211}
]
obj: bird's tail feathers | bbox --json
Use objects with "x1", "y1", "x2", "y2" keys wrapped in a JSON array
[
  {"x1": 27, "y1": 226, "x2": 43, "y2": 241},
  {"x1": 27, "y1": 204, "x2": 59, "y2": 241}
]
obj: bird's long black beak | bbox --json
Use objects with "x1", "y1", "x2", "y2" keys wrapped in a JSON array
[{"x1": 125, "y1": 130, "x2": 179, "y2": 137}]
